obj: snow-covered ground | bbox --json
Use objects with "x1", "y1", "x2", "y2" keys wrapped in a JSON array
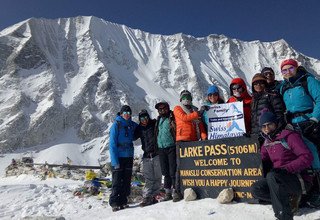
[{"x1": 0, "y1": 143, "x2": 319, "y2": 220}]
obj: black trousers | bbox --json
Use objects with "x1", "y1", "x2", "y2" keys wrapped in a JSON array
[
  {"x1": 251, "y1": 171, "x2": 302, "y2": 220},
  {"x1": 109, "y1": 157, "x2": 133, "y2": 207},
  {"x1": 158, "y1": 146, "x2": 176, "y2": 190}
]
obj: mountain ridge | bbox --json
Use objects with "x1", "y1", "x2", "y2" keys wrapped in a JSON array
[{"x1": 0, "y1": 15, "x2": 319, "y2": 152}]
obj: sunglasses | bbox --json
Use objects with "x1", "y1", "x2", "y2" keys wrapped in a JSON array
[
  {"x1": 231, "y1": 84, "x2": 242, "y2": 90},
  {"x1": 122, "y1": 111, "x2": 131, "y2": 115},
  {"x1": 253, "y1": 80, "x2": 266, "y2": 86},
  {"x1": 281, "y1": 66, "x2": 295, "y2": 75},
  {"x1": 263, "y1": 71, "x2": 274, "y2": 76},
  {"x1": 208, "y1": 93, "x2": 219, "y2": 97}
]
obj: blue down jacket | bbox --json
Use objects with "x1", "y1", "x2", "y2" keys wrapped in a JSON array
[
  {"x1": 280, "y1": 71, "x2": 320, "y2": 124},
  {"x1": 109, "y1": 115, "x2": 138, "y2": 167}
]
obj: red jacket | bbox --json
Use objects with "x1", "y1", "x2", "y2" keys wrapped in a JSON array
[
  {"x1": 173, "y1": 105, "x2": 207, "y2": 141},
  {"x1": 227, "y1": 78, "x2": 252, "y2": 133}
]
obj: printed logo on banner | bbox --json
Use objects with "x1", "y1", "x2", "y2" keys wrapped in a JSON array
[{"x1": 207, "y1": 102, "x2": 245, "y2": 140}]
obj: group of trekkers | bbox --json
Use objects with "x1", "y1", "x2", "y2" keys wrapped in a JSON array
[{"x1": 107, "y1": 58, "x2": 320, "y2": 220}]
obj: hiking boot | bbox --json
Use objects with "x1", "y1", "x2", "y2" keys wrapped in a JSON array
[
  {"x1": 306, "y1": 192, "x2": 320, "y2": 208},
  {"x1": 120, "y1": 204, "x2": 129, "y2": 209},
  {"x1": 152, "y1": 196, "x2": 158, "y2": 204},
  {"x1": 163, "y1": 193, "x2": 173, "y2": 201},
  {"x1": 290, "y1": 194, "x2": 301, "y2": 214},
  {"x1": 112, "y1": 206, "x2": 121, "y2": 212},
  {"x1": 140, "y1": 197, "x2": 154, "y2": 207},
  {"x1": 172, "y1": 191, "x2": 183, "y2": 202}
]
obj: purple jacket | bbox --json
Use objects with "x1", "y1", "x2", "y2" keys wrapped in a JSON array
[{"x1": 261, "y1": 129, "x2": 313, "y2": 174}]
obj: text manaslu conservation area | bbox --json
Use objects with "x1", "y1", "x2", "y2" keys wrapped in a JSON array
[{"x1": 177, "y1": 135, "x2": 263, "y2": 202}]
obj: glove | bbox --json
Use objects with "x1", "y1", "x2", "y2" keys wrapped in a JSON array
[
  {"x1": 101, "y1": 162, "x2": 111, "y2": 175},
  {"x1": 285, "y1": 123, "x2": 294, "y2": 131},
  {"x1": 271, "y1": 168, "x2": 288, "y2": 175},
  {"x1": 199, "y1": 105, "x2": 210, "y2": 116},
  {"x1": 303, "y1": 119, "x2": 318, "y2": 134},
  {"x1": 113, "y1": 164, "x2": 120, "y2": 170},
  {"x1": 243, "y1": 133, "x2": 251, "y2": 138}
]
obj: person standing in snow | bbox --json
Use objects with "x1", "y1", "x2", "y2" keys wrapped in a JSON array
[
  {"x1": 261, "y1": 67, "x2": 282, "y2": 93},
  {"x1": 251, "y1": 111, "x2": 313, "y2": 220},
  {"x1": 173, "y1": 90, "x2": 207, "y2": 202},
  {"x1": 200, "y1": 84, "x2": 225, "y2": 128},
  {"x1": 227, "y1": 78, "x2": 252, "y2": 134},
  {"x1": 250, "y1": 73, "x2": 286, "y2": 139},
  {"x1": 154, "y1": 101, "x2": 177, "y2": 202},
  {"x1": 279, "y1": 59, "x2": 320, "y2": 153},
  {"x1": 134, "y1": 109, "x2": 162, "y2": 207},
  {"x1": 109, "y1": 105, "x2": 138, "y2": 212}
]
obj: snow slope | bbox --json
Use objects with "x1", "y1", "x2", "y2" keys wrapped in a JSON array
[
  {"x1": 0, "y1": 175, "x2": 319, "y2": 220},
  {"x1": 0, "y1": 143, "x2": 319, "y2": 220},
  {"x1": 1, "y1": 16, "x2": 320, "y2": 152}
]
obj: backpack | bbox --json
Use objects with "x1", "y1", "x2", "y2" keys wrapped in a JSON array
[
  {"x1": 280, "y1": 69, "x2": 314, "y2": 103},
  {"x1": 274, "y1": 136, "x2": 320, "y2": 201},
  {"x1": 275, "y1": 136, "x2": 320, "y2": 170}
]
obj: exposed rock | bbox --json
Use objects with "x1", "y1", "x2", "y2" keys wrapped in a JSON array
[
  {"x1": 184, "y1": 188, "x2": 197, "y2": 201},
  {"x1": 217, "y1": 188, "x2": 234, "y2": 204},
  {"x1": 1, "y1": 16, "x2": 319, "y2": 152}
]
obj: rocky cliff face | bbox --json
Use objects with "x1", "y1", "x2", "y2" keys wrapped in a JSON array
[{"x1": 0, "y1": 16, "x2": 319, "y2": 152}]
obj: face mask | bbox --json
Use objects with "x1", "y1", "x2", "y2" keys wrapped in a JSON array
[
  {"x1": 181, "y1": 99, "x2": 192, "y2": 106},
  {"x1": 233, "y1": 91, "x2": 241, "y2": 98}
]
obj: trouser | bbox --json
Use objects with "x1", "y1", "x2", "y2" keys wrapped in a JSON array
[
  {"x1": 175, "y1": 144, "x2": 181, "y2": 193},
  {"x1": 251, "y1": 171, "x2": 302, "y2": 220},
  {"x1": 109, "y1": 157, "x2": 133, "y2": 207},
  {"x1": 142, "y1": 155, "x2": 162, "y2": 198},
  {"x1": 158, "y1": 146, "x2": 176, "y2": 190}
]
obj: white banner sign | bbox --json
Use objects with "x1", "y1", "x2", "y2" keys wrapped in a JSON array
[{"x1": 207, "y1": 102, "x2": 246, "y2": 140}]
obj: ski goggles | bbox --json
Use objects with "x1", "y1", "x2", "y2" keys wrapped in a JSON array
[
  {"x1": 181, "y1": 94, "x2": 192, "y2": 100},
  {"x1": 139, "y1": 115, "x2": 149, "y2": 121},
  {"x1": 281, "y1": 66, "x2": 295, "y2": 75},
  {"x1": 122, "y1": 111, "x2": 131, "y2": 115}
]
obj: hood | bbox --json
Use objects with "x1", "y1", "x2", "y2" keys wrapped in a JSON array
[
  {"x1": 229, "y1": 77, "x2": 251, "y2": 99},
  {"x1": 115, "y1": 115, "x2": 132, "y2": 125}
]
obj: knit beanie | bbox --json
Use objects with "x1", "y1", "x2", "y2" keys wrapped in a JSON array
[
  {"x1": 261, "y1": 67, "x2": 274, "y2": 75},
  {"x1": 138, "y1": 109, "x2": 149, "y2": 120},
  {"x1": 207, "y1": 85, "x2": 219, "y2": 96},
  {"x1": 180, "y1": 90, "x2": 192, "y2": 101},
  {"x1": 280, "y1": 59, "x2": 298, "y2": 70},
  {"x1": 259, "y1": 111, "x2": 277, "y2": 127},
  {"x1": 120, "y1": 105, "x2": 132, "y2": 114},
  {"x1": 252, "y1": 73, "x2": 267, "y2": 84},
  {"x1": 155, "y1": 101, "x2": 169, "y2": 110}
]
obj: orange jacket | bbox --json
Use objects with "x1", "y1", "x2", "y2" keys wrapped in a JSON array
[
  {"x1": 227, "y1": 78, "x2": 252, "y2": 133},
  {"x1": 173, "y1": 105, "x2": 207, "y2": 141}
]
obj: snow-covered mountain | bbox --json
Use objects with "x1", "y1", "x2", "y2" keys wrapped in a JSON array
[{"x1": 0, "y1": 16, "x2": 320, "y2": 152}]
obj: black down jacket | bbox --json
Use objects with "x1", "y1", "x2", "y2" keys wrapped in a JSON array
[
  {"x1": 251, "y1": 92, "x2": 286, "y2": 135},
  {"x1": 135, "y1": 119, "x2": 158, "y2": 158}
]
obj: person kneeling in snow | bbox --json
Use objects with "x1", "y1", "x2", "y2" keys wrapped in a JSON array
[
  {"x1": 135, "y1": 109, "x2": 162, "y2": 207},
  {"x1": 109, "y1": 105, "x2": 138, "y2": 212},
  {"x1": 251, "y1": 111, "x2": 314, "y2": 220}
]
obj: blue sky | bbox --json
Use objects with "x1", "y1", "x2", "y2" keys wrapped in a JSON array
[{"x1": 1, "y1": 0, "x2": 319, "y2": 59}]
